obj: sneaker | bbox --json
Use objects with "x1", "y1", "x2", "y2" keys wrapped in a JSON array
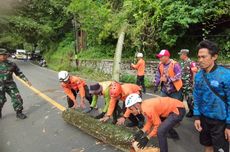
[
  {"x1": 16, "y1": 112, "x2": 27, "y2": 119},
  {"x1": 95, "y1": 112, "x2": 105, "y2": 119},
  {"x1": 186, "y1": 111, "x2": 193, "y2": 118}
]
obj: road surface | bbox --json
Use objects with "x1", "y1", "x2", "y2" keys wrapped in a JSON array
[{"x1": 0, "y1": 60, "x2": 204, "y2": 152}]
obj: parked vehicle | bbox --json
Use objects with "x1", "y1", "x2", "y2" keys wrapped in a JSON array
[
  {"x1": 39, "y1": 58, "x2": 47, "y2": 67},
  {"x1": 15, "y1": 49, "x2": 27, "y2": 60}
]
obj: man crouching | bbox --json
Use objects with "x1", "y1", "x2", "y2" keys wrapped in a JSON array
[{"x1": 126, "y1": 94, "x2": 185, "y2": 152}]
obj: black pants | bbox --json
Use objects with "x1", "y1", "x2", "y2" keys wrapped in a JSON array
[
  {"x1": 161, "y1": 89, "x2": 183, "y2": 102},
  {"x1": 112, "y1": 101, "x2": 122, "y2": 123},
  {"x1": 129, "y1": 113, "x2": 145, "y2": 125},
  {"x1": 67, "y1": 85, "x2": 92, "y2": 108},
  {"x1": 157, "y1": 108, "x2": 186, "y2": 152},
  {"x1": 200, "y1": 115, "x2": 229, "y2": 152},
  {"x1": 122, "y1": 102, "x2": 145, "y2": 126},
  {"x1": 136, "y1": 75, "x2": 146, "y2": 93}
]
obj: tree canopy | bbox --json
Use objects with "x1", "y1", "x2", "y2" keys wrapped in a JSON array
[{"x1": 0, "y1": 0, "x2": 229, "y2": 58}]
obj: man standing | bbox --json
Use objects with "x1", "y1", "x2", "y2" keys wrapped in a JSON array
[
  {"x1": 131, "y1": 52, "x2": 146, "y2": 94},
  {"x1": 125, "y1": 94, "x2": 185, "y2": 152},
  {"x1": 0, "y1": 48, "x2": 31, "y2": 119},
  {"x1": 179, "y1": 49, "x2": 198, "y2": 117},
  {"x1": 194, "y1": 40, "x2": 230, "y2": 152},
  {"x1": 154, "y1": 49, "x2": 183, "y2": 101},
  {"x1": 58, "y1": 71, "x2": 92, "y2": 109}
]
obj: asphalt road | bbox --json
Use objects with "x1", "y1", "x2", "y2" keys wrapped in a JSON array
[{"x1": 0, "y1": 60, "x2": 204, "y2": 152}]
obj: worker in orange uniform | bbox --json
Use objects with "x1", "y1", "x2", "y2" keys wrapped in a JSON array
[
  {"x1": 89, "y1": 81, "x2": 122, "y2": 124},
  {"x1": 58, "y1": 71, "x2": 92, "y2": 109},
  {"x1": 131, "y1": 52, "x2": 146, "y2": 94},
  {"x1": 100, "y1": 82, "x2": 145, "y2": 128},
  {"x1": 125, "y1": 94, "x2": 185, "y2": 152}
]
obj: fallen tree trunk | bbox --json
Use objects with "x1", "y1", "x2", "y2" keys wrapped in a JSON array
[
  {"x1": 131, "y1": 141, "x2": 160, "y2": 152},
  {"x1": 62, "y1": 109, "x2": 134, "y2": 151}
]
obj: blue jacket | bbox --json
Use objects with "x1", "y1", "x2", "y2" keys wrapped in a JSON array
[{"x1": 193, "y1": 65, "x2": 230, "y2": 126}]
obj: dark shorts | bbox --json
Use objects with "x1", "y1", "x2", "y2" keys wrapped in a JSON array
[{"x1": 200, "y1": 115, "x2": 229, "y2": 152}]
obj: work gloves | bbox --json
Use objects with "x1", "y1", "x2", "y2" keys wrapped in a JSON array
[
  {"x1": 137, "y1": 136, "x2": 149, "y2": 149},
  {"x1": 134, "y1": 130, "x2": 145, "y2": 142}
]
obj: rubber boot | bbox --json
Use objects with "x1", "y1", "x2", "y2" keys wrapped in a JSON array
[
  {"x1": 16, "y1": 111, "x2": 27, "y2": 119},
  {"x1": 95, "y1": 112, "x2": 105, "y2": 119}
]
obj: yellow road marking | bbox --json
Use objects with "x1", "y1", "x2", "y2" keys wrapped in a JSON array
[{"x1": 15, "y1": 76, "x2": 66, "y2": 112}]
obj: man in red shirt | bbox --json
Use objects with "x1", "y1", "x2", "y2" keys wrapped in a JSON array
[
  {"x1": 58, "y1": 71, "x2": 92, "y2": 109},
  {"x1": 125, "y1": 94, "x2": 185, "y2": 152}
]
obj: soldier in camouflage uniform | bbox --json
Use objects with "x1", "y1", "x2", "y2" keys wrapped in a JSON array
[
  {"x1": 0, "y1": 48, "x2": 31, "y2": 119},
  {"x1": 179, "y1": 49, "x2": 198, "y2": 117}
]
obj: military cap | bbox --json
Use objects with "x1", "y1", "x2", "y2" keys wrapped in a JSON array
[
  {"x1": 0, "y1": 48, "x2": 8, "y2": 55},
  {"x1": 178, "y1": 49, "x2": 189, "y2": 55}
]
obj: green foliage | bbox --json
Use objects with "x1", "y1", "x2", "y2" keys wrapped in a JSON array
[
  {"x1": 67, "y1": 0, "x2": 112, "y2": 45},
  {"x1": 120, "y1": 73, "x2": 136, "y2": 84},
  {"x1": 120, "y1": 73, "x2": 152, "y2": 88},
  {"x1": 77, "y1": 45, "x2": 115, "y2": 59},
  {"x1": 8, "y1": 16, "x2": 52, "y2": 45},
  {"x1": 0, "y1": 33, "x2": 23, "y2": 49},
  {"x1": 44, "y1": 34, "x2": 75, "y2": 71},
  {"x1": 0, "y1": 0, "x2": 229, "y2": 61},
  {"x1": 0, "y1": 0, "x2": 72, "y2": 50},
  {"x1": 73, "y1": 67, "x2": 111, "y2": 82}
]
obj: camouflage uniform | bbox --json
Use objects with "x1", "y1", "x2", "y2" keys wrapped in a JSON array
[
  {"x1": 180, "y1": 58, "x2": 195, "y2": 112},
  {"x1": 0, "y1": 52, "x2": 29, "y2": 113}
]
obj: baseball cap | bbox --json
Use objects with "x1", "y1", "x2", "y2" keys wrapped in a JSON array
[{"x1": 156, "y1": 49, "x2": 170, "y2": 58}]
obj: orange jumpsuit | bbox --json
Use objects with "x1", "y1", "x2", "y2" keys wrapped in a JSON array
[
  {"x1": 61, "y1": 76, "x2": 86, "y2": 103},
  {"x1": 141, "y1": 97, "x2": 185, "y2": 137},
  {"x1": 131, "y1": 58, "x2": 145, "y2": 76},
  {"x1": 107, "y1": 83, "x2": 141, "y2": 117}
]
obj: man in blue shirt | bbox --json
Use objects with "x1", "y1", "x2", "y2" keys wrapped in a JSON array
[{"x1": 193, "y1": 40, "x2": 230, "y2": 152}]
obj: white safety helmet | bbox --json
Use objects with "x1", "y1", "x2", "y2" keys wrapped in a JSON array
[
  {"x1": 125, "y1": 93, "x2": 142, "y2": 108},
  {"x1": 136, "y1": 52, "x2": 143, "y2": 58},
  {"x1": 58, "y1": 71, "x2": 69, "y2": 82}
]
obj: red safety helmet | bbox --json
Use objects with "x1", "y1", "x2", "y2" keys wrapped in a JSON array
[{"x1": 110, "y1": 82, "x2": 122, "y2": 98}]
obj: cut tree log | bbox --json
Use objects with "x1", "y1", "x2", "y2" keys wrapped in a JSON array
[
  {"x1": 130, "y1": 141, "x2": 160, "y2": 152},
  {"x1": 62, "y1": 109, "x2": 135, "y2": 152}
]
